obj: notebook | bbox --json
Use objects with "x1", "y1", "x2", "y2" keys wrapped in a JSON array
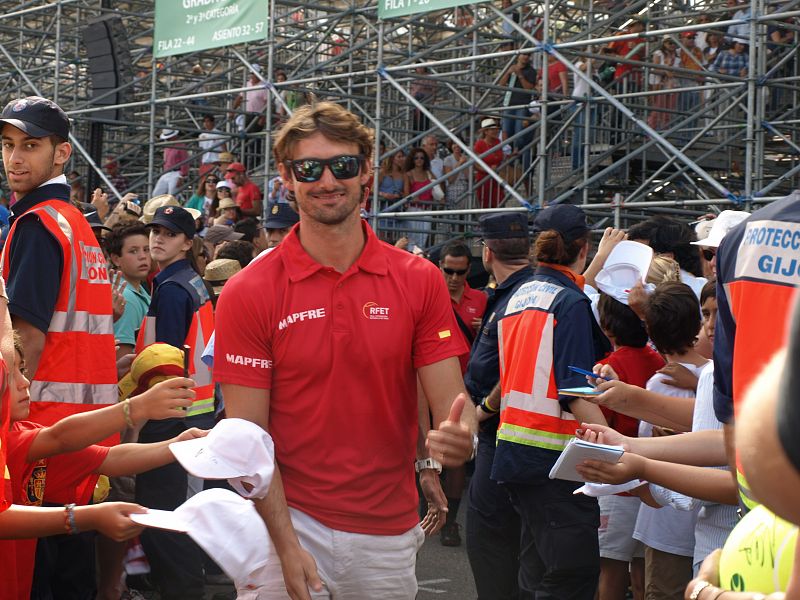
[
  {"x1": 548, "y1": 438, "x2": 625, "y2": 482},
  {"x1": 558, "y1": 386, "x2": 602, "y2": 398}
]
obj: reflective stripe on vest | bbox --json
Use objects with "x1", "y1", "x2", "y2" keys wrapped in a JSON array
[
  {"x1": 497, "y1": 309, "x2": 577, "y2": 453},
  {"x1": 1, "y1": 201, "x2": 117, "y2": 408},
  {"x1": 136, "y1": 303, "x2": 215, "y2": 417}
]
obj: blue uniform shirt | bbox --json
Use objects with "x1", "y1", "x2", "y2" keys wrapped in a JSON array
[
  {"x1": 464, "y1": 265, "x2": 535, "y2": 438},
  {"x1": 5, "y1": 184, "x2": 70, "y2": 333}
]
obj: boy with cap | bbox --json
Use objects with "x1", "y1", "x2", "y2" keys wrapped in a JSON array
[
  {"x1": 464, "y1": 211, "x2": 533, "y2": 599},
  {"x1": 0, "y1": 95, "x2": 118, "y2": 417},
  {"x1": 0, "y1": 97, "x2": 122, "y2": 596},
  {"x1": 134, "y1": 205, "x2": 215, "y2": 600}
]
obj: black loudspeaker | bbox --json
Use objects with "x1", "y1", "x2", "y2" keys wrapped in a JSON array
[{"x1": 82, "y1": 15, "x2": 134, "y2": 123}]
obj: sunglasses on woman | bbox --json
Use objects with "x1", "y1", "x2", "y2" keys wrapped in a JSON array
[
  {"x1": 702, "y1": 248, "x2": 716, "y2": 261},
  {"x1": 285, "y1": 154, "x2": 364, "y2": 183}
]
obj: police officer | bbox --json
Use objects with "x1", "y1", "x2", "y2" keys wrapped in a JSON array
[
  {"x1": 135, "y1": 205, "x2": 215, "y2": 600},
  {"x1": 264, "y1": 200, "x2": 299, "y2": 249},
  {"x1": 464, "y1": 212, "x2": 534, "y2": 600}
]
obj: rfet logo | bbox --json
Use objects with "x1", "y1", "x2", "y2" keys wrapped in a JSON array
[{"x1": 362, "y1": 301, "x2": 390, "y2": 320}]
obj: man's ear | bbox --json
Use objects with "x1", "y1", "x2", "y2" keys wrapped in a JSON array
[
  {"x1": 359, "y1": 158, "x2": 373, "y2": 187},
  {"x1": 277, "y1": 162, "x2": 294, "y2": 192},
  {"x1": 54, "y1": 141, "x2": 72, "y2": 167}
]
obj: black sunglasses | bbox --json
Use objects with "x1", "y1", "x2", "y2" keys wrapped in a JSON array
[
  {"x1": 286, "y1": 154, "x2": 364, "y2": 183},
  {"x1": 442, "y1": 267, "x2": 469, "y2": 276},
  {"x1": 702, "y1": 248, "x2": 716, "y2": 261}
]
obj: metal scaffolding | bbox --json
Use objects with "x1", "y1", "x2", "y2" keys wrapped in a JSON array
[{"x1": 0, "y1": 0, "x2": 797, "y2": 243}]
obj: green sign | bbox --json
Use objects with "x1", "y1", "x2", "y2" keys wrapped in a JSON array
[
  {"x1": 154, "y1": 0, "x2": 268, "y2": 58},
  {"x1": 378, "y1": 0, "x2": 478, "y2": 19}
]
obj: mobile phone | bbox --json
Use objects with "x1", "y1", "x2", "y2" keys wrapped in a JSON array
[{"x1": 568, "y1": 365, "x2": 612, "y2": 382}]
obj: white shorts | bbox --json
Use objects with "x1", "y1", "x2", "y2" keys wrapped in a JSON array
[
  {"x1": 598, "y1": 494, "x2": 645, "y2": 562},
  {"x1": 249, "y1": 507, "x2": 425, "y2": 599}
]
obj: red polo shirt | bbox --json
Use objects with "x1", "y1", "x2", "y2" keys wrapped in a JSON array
[
  {"x1": 214, "y1": 221, "x2": 467, "y2": 535},
  {"x1": 452, "y1": 284, "x2": 487, "y2": 373}
]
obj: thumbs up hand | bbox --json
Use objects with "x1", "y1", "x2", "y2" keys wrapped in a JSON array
[{"x1": 425, "y1": 393, "x2": 475, "y2": 467}]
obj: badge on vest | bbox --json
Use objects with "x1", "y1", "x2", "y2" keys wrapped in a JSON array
[
  {"x1": 735, "y1": 220, "x2": 800, "y2": 286},
  {"x1": 504, "y1": 280, "x2": 563, "y2": 316}
]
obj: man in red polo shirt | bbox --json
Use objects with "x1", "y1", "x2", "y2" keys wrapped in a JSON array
[
  {"x1": 437, "y1": 240, "x2": 487, "y2": 547},
  {"x1": 214, "y1": 101, "x2": 476, "y2": 600},
  {"x1": 226, "y1": 162, "x2": 262, "y2": 217}
]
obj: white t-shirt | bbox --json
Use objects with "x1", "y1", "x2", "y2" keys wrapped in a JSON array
[
  {"x1": 152, "y1": 170, "x2": 183, "y2": 197},
  {"x1": 632, "y1": 363, "x2": 705, "y2": 556},
  {"x1": 648, "y1": 361, "x2": 738, "y2": 566},
  {"x1": 680, "y1": 269, "x2": 708, "y2": 299},
  {"x1": 198, "y1": 130, "x2": 227, "y2": 164},
  {"x1": 572, "y1": 60, "x2": 591, "y2": 99}
]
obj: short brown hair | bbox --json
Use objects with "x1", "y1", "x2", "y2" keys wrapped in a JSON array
[
  {"x1": 644, "y1": 282, "x2": 701, "y2": 355},
  {"x1": 273, "y1": 102, "x2": 374, "y2": 164}
]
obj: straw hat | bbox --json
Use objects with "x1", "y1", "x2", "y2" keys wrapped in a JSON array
[
  {"x1": 204, "y1": 258, "x2": 242, "y2": 295},
  {"x1": 218, "y1": 198, "x2": 238, "y2": 211}
]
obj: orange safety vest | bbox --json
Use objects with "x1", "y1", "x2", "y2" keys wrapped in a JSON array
[
  {"x1": 134, "y1": 273, "x2": 215, "y2": 418},
  {"x1": 492, "y1": 271, "x2": 611, "y2": 482},
  {"x1": 2, "y1": 200, "x2": 117, "y2": 424}
]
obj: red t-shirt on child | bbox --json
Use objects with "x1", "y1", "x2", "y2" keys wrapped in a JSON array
[
  {"x1": 0, "y1": 422, "x2": 109, "y2": 600},
  {"x1": 598, "y1": 345, "x2": 665, "y2": 437}
]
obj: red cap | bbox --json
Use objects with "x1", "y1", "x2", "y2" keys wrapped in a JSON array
[
  {"x1": 681, "y1": 31, "x2": 696, "y2": 38},
  {"x1": 226, "y1": 162, "x2": 246, "y2": 173}
]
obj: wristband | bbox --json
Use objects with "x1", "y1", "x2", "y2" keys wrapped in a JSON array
[
  {"x1": 64, "y1": 503, "x2": 79, "y2": 535},
  {"x1": 121, "y1": 398, "x2": 135, "y2": 428},
  {"x1": 479, "y1": 397, "x2": 499, "y2": 414}
]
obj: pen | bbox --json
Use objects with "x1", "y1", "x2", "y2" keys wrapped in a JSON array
[{"x1": 568, "y1": 365, "x2": 612, "y2": 382}]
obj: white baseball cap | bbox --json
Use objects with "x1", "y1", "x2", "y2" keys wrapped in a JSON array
[
  {"x1": 595, "y1": 241, "x2": 654, "y2": 305},
  {"x1": 169, "y1": 418, "x2": 275, "y2": 499},
  {"x1": 691, "y1": 210, "x2": 750, "y2": 248},
  {"x1": 130, "y1": 488, "x2": 271, "y2": 592}
]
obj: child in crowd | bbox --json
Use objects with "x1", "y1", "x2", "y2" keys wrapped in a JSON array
[
  {"x1": 579, "y1": 281, "x2": 738, "y2": 577},
  {"x1": 595, "y1": 294, "x2": 666, "y2": 600},
  {"x1": 107, "y1": 223, "x2": 152, "y2": 359},
  {"x1": 585, "y1": 282, "x2": 707, "y2": 599},
  {"x1": 0, "y1": 333, "x2": 204, "y2": 598}
]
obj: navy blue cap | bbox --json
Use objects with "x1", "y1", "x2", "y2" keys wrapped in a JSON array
[
  {"x1": 532, "y1": 204, "x2": 589, "y2": 243},
  {"x1": 478, "y1": 212, "x2": 529, "y2": 239},
  {"x1": 0, "y1": 96, "x2": 70, "y2": 139},
  {"x1": 148, "y1": 205, "x2": 196, "y2": 239},
  {"x1": 264, "y1": 202, "x2": 299, "y2": 229}
]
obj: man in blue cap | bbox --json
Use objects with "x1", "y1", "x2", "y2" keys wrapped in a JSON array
[
  {"x1": 463, "y1": 211, "x2": 533, "y2": 600},
  {"x1": 264, "y1": 200, "x2": 299, "y2": 249}
]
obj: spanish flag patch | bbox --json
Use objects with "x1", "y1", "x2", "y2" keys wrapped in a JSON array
[{"x1": 438, "y1": 330, "x2": 451, "y2": 339}]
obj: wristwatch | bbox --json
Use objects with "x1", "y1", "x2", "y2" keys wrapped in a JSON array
[
  {"x1": 469, "y1": 433, "x2": 479, "y2": 461},
  {"x1": 414, "y1": 458, "x2": 442, "y2": 474},
  {"x1": 689, "y1": 581, "x2": 712, "y2": 600}
]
